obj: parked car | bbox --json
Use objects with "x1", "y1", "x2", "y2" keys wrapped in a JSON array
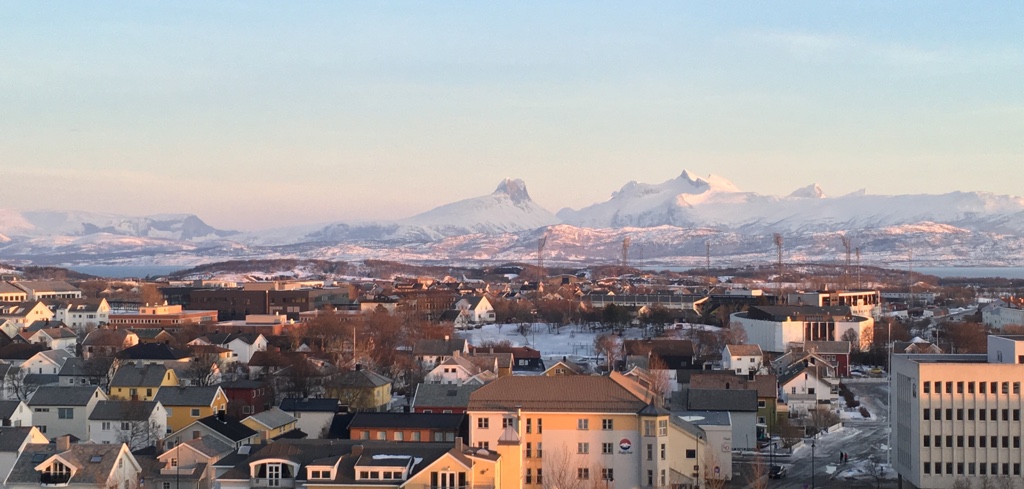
[{"x1": 769, "y1": 465, "x2": 787, "y2": 479}]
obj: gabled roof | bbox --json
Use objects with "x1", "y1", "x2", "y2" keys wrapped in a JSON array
[
  {"x1": 88, "y1": 401, "x2": 160, "y2": 421},
  {"x1": 195, "y1": 415, "x2": 258, "y2": 442},
  {"x1": 172, "y1": 435, "x2": 233, "y2": 458},
  {"x1": 0, "y1": 400, "x2": 25, "y2": 420},
  {"x1": 413, "y1": 338, "x2": 468, "y2": 357},
  {"x1": 412, "y1": 383, "x2": 481, "y2": 409},
  {"x1": 279, "y1": 398, "x2": 340, "y2": 413},
  {"x1": 82, "y1": 328, "x2": 134, "y2": 346},
  {"x1": 154, "y1": 386, "x2": 223, "y2": 407},
  {"x1": 118, "y1": 343, "x2": 191, "y2": 360},
  {"x1": 11, "y1": 280, "x2": 79, "y2": 293},
  {"x1": 468, "y1": 376, "x2": 646, "y2": 413},
  {"x1": 332, "y1": 368, "x2": 391, "y2": 389},
  {"x1": 0, "y1": 343, "x2": 45, "y2": 360},
  {"x1": 32, "y1": 349, "x2": 74, "y2": 366},
  {"x1": 38, "y1": 327, "x2": 78, "y2": 340},
  {"x1": 0, "y1": 426, "x2": 37, "y2": 452},
  {"x1": 59, "y1": 357, "x2": 113, "y2": 378},
  {"x1": 128, "y1": 328, "x2": 173, "y2": 340},
  {"x1": 724, "y1": 344, "x2": 763, "y2": 357},
  {"x1": 244, "y1": 407, "x2": 296, "y2": 430},
  {"x1": 110, "y1": 363, "x2": 170, "y2": 388},
  {"x1": 678, "y1": 388, "x2": 758, "y2": 412},
  {"x1": 7, "y1": 442, "x2": 134, "y2": 485},
  {"x1": 28, "y1": 386, "x2": 104, "y2": 406}
]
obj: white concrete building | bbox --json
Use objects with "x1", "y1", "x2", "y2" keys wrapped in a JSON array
[
  {"x1": 891, "y1": 335, "x2": 1024, "y2": 489},
  {"x1": 731, "y1": 305, "x2": 873, "y2": 353},
  {"x1": 789, "y1": 290, "x2": 882, "y2": 319},
  {"x1": 982, "y1": 305, "x2": 1024, "y2": 330}
]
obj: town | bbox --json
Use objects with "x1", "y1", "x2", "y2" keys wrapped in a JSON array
[{"x1": 0, "y1": 259, "x2": 1017, "y2": 489}]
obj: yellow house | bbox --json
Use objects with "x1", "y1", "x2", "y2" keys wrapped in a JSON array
[
  {"x1": 241, "y1": 407, "x2": 299, "y2": 440},
  {"x1": 154, "y1": 386, "x2": 228, "y2": 432},
  {"x1": 324, "y1": 366, "x2": 392, "y2": 412},
  {"x1": 109, "y1": 363, "x2": 178, "y2": 401}
]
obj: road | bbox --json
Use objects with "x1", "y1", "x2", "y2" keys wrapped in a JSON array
[{"x1": 729, "y1": 380, "x2": 899, "y2": 489}]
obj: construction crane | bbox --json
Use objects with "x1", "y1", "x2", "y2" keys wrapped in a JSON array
[{"x1": 621, "y1": 237, "x2": 632, "y2": 269}]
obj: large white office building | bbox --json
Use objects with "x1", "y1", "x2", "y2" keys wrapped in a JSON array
[{"x1": 891, "y1": 335, "x2": 1024, "y2": 489}]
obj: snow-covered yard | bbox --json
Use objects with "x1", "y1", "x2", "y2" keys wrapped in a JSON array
[{"x1": 834, "y1": 458, "x2": 897, "y2": 481}]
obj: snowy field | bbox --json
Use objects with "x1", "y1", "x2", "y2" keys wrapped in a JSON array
[{"x1": 454, "y1": 322, "x2": 719, "y2": 362}]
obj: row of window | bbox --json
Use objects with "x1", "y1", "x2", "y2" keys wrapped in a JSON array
[
  {"x1": 357, "y1": 470, "x2": 404, "y2": 480},
  {"x1": 34, "y1": 407, "x2": 74, "y2": 419},
  {"x1": 923, "y1": 408, "x2": 1021, "y2": 421},
  {"x1": 922, "y1": 381, "x2": 1021, "y2": 395},
  {"x1": 576, "y1": 418, "x2": 616, "y2": 430},
  {"x1": 923, "y1": 435, "x2": 1021, "y2": 449},
  {"x1": 359, "y1": 430, "x2": 455, "y2": 442},
  {"x1": 924, "y1": 462, "x2": 1022, "y2": 476}
]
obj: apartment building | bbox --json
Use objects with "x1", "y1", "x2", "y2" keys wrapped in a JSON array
[
  {"x1": 891, "y1": 335, "x2": 1024, "y2": 489},
  {"x1": 467, "y1": 375, "x2": 709, "y2": 489}
]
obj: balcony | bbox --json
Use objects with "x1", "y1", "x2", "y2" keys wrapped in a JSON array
[
  {"x1": 40, "y1": 473, "x2": 72, "y2": 486},
  {"x1": 252, "y1": 478, "x2": 295, "y2": 488}
]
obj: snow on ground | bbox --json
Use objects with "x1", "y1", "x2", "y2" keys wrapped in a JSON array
[
  {"x1": 835, "y1": 459, "x2": 897, "y2": 481},
  {"x1": 454, "y1": 322, "x2": 708, "y2": 360}
]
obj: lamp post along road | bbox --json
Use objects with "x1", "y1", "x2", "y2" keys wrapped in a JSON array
[{"x1": 811, "y1": 439, "x2": 816, "y2": 489}]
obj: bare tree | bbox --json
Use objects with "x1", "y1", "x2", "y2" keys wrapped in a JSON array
[
  {"x1": 995, "y1": 475, "x2": 1017, "y2": 489},
  {"x1": 702, "y1": 449, "x2": 729, "y2": 489},
  {"x1": 114, "y1": 401, "x2": 162, "y2": 450},
  {"x1": 841, "y1": 329, "x2": 861, "y2": 351},
  {"x1": 746, "y1": 450, "x2": 770, "y2": 489},
  {"x1": 952, "y1": 477, "x2": 973, "y2": 489},
  {"x1": 541, "y1": 443, "x2": 600, "y2": 489},
  {"x1": 593, "y1": 334, "x2": 621, "y2": 372},
  {"x1": 182, "y1": 353, "x2": 220, "y2": 386},
  {"x1": 810, "y1": 407, "x2": 841, "y2": 433},
  {"x1": 5, "y1": 368, "x2": 36, "y2": 402}
]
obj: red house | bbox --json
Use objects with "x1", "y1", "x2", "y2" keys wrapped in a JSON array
[
  {"x1": 217, "y1": 379, "x2": 273, "y2": 418},
  {"x1": 410, "y1": 383, "x2": 481, "y2": 414},
  {"x1": 804, "y1": 341, "x2": 852, "y2": 377}
]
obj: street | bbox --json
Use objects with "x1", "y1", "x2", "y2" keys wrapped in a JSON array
[{"x1": 730, "y1": 380, "x2": 898, "y2": 489}]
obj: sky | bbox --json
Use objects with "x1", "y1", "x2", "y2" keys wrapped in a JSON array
[{"x1": 1, "y1": 2, "x2": 1021, "y2": 231}]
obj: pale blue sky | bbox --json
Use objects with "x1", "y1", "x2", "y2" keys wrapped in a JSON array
[{"x1": 1, "y1": 2, "x2": 1021, "y2": 230}]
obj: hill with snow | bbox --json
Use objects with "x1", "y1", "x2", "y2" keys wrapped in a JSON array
[{"x1": 0, "y1": 210, "x2": 237, "y2": 241}]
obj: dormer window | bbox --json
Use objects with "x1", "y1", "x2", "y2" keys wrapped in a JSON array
[{"x1": 41, "y1": 460, "x2": 72, "y2": 485}]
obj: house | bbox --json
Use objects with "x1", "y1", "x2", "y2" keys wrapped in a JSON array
[
  {"x1": 5, "y1": 437, "x2": 141, "y2": 489},
  {"x1": 20, "y1": 349, "x2": 72, "y2": 376},
  {"x1": 216, "y1": 439, "x2": 500, "y2": 489},
  {"x1": 688, "y1": 371, "x2": 780, "y2": 441},
  {"x1": 190, "y1": 332, "x2": 267, "y2": 364},
  {"x1": 673, "y1": 387, "x2": 759, "y2": 451},
  {"x1": 0, "y1": 302, "x2": 54, "y2": 334},
  {"x1": 153, "y1": 386, "x2": 228, "y2": 433},
  {"x1": 346, "y1": 412, "x2": 465, "y2": 443},
  {"x1": 438, "y1": 309, "x2": 471, "y2": 330},
  {"x1": 149, "y1": 436, "x2": 233, "y2": 489},
  {"x1": 241, "y1": 407, "x2": 301, "y2": 440},
  {"x1": 57, "y1": 357, "x2": 113, "y2": 388},
  {"x1": 87, "y1": 400, "x2": 167, "y2": 450},
  {"x1": 117, "y1": 343, "x2": 192, "y2": 365},
  {"x1": 803, "y1": 340, "x2": 852, "y2": 377},
  {"x1": 127, "y1": 327, "x2": 175, "y2": 344},
  {"x1": 0, "y1": 400, "x2": 32, "y2": 427},
  {"x1": 542, "y1": 359, "x2": 584, "y2": 376},
  {"x1": 424, "y1": 354, "x2": 498, "y2": 386},
  {"x1": 47, "y1": 299, "x2": 110, "y2": 332},
  {"x1": 893, "y1": 337, "x2": 944, "y2": 354},
  {"x1": 169, "y1": 414, "x2": 258, "y2": 449},
  {"x1": 217, "y1": 379, "x2": 273, "y2": 418},
  {"x1": 109, "y1": 363, "x2": 179, "y2": 401},
  {"x1": 279, "y1": 398, "x2": 341, "y2": 440},
  {"x1": 27, "y1": 386, "x2": 107, "y2": 441},
  {"x1": 0, "y1": 427, "x2": 48, "y2": 484},
  {"x1": 23, "y1": 327, "x2": 77, "y2": 353},
  {"x1": 9, "y1": 281, "x2": 82, "y2": 301},
  {"x1": 324, "y1": 366, "x2": 392, "y2": 413},
  {"x1": 81, "y1": 329, "x2": 138, "y2": 360},
  {"x1": 721, "y1": 344, "x2": 765, "y2": 375},
  {"x1": 468, "y1": 344, "x2": 546, "y2": 373},
  {"x1": 410, "y1": 383, "x2": 481, "y2": 414},
  {"x1": 452, "y1": 296, "x2": 496, "y2": 323},
  {"x1": 778, "y1": 361, "x2": 839, "y2": 414},
  {"x1": 412, "y1": 337, "x2": 468, "y2": 369},
  {"x1": 0, "y1": 283, "x2": 28, "y2": 303},
  {"x1": 623, "y1": 338, "x2": 697, "y2": 370}
]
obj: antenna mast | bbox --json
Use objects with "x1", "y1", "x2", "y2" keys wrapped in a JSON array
[
  {"x1": 841, "y1": 235, "x2": 852, "y2": 290},
  {"x1": 773, "y1": 233, "x2": 784, "y2": 302},
  {"x1": 855, "y1": 247, "x2": 862, "y2": 289},
  {"x1": 621, "y1": 236, "x2": 632, "y2": 269},
  {"x1": 537, "y1": 232, "x2": 548, "y2": 282}
]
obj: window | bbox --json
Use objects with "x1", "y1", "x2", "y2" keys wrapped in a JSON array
[
  {"x1": 644, "y1": 420, "x2": 656, "y2": 437},
  {"x1": 969, "y1": 409, "x2": 975, "y2": 421},
  {"x1": 923, "y1": 382, "x2": 930, "y2": 394},
  {"x1": 980, "y1": 409, "x2": 987, "y2": 421},
  {"x1": 102, "y1": 422, "x2": 111, "y2": 431},
  {"x1": 647, "y1": 444, "x2": 653, "y2": 461},
  {"x1": 980, "y1": 436, "x2": 987, "y2": 448},
  {"x1": 537, "y1": 469, "x2": 543, "y2": 484},
  {"x1": 758, "y1": 400, "x2": 767, "y2": 408},
  {"x1": 577, "y1": 468, "x2": 589, "y2": 480},
  {"x1": 1004, "y1": 436, "x2": 1010, "y2": 448},
  {"x1": 946, "y1": 436, "x2": 953, "y2": 448},
  {"x1": 934, "y1": 409, "x2": 941, "y2": 420},
  {"x1": 924, "y1": 409, "x2": 930, "y2": 420},
  {"x1": 578, "y1": 442, "x2": 589, "y2": 454},
  {"x1": 602, "y1": 442, "x2": 613, "y2": 454},
  {"x1": 1004, "y1": 382, "x2": 1010, "y2": 394},
  {"x1": 360, "y1": 431, "x2": 369, "y2": 440},
  {"x1": 121, "y1": 422, "x2": 131, "y2": 430},
  {"x1": 537, "y1": 418, "x2": 542, "y2": 434},
  {"x1": 923, "y1": 436, "x2": 930, "y2": 447},
  {"x1": 1015, "y1": 409, "x2": 1021, "y2": 421},
  {"x1": 935, "y1": 382, "x2": 942, "y2": 394},
  {"x1": 602, "y1": 418, "x2": 613, "y2": 430},
  {"x1": 1015, "y1": 382, "x2": 1021, "y2": 394},
  {"x1": 658, "y1": 419, "x2": 668, "y2": 436},
  {"x1": 477, "y1": 418, "x2": 489, "y2": 429},
  {"x1": 537, "y1": 442, "x2": 543, "y2": 458},
  {"x1": 957, "y1": 409, "x2": 964, "y2": 420},
  {"x1": 526, "y1": 418, "x2": 532, "y2": 434},
  {"x1": 686, "y1": 449, "x2": 696, "y2": 459},
  {"x1": 968, "y1": 382, "x2": 975, "y2": 393},
  {"x1": 602, "y1": 468, "x2": 614, "y2": 481},
  {"x1": 946, "y1": 408, "x2": 952, "y2": 420},
  {"x1": 946, "y1": 382, "x2": 952, "y2": 393},
  {"x1": 1004, "y1": 409, "x2": 1010, "y2": 421},
  {"x1": 924, "y1": 463, "x2": 930, "y2": 474},
  {"x1": 969, "y1": 436, "x2": 975, "y2": 448},
  {"x1": 412, "y1": 431, "x2": 421, "y2": 442},
  {"x1": 57, "y1": 408, "x2": 73, "y2": 419},
  {"x1": 577, "y1": 419, "x2": 589, "y2": 430},
  {"x1": 526, "y1": 468, "x2": 532, "y2": 484},
  {"x1": 503, "y1": 418, "x2": 515, "y2": 428},
  {"x1": 395, "y1": 432, "x2": 403, "y2": 441},
  {"x1": 526, "y1": 443, "x2": 532, "y2": 458},
  {"x1": 957, "y1": 382, "x2": 964, "y2": 393},
  {"x1": 957, "y1": 436, "x2": 964, "y2": 447},
  {"x1": 981, "y1": 382, "x2": 987, "y2": 394},
  {"x1": 190, "y1": 408, "x2": 200, "y2": 417},
  {"x1": 163, "y1": 483, "x2": 171, "y2": 489},
  {"x1": 992, "y1": 409, "x2": 998, "y2": 420},
  {"x1": 1015, "y1": 436, "x2": 1021, "y2": 448},
  {"x1": 957, "y1": 463, "x2": 964, "y2": 475},
  {"x1": 660, "y1": 443, "x2": 666, "y2": 460},
  {"x1": 377, "y1": 431, "x2": 386, "y2": 440},
  {"x1": 935, "y1": 436, "x2": 941, "y2": 447},
  {"x1": 477, "y1": 441, "x2": 489, "y2": 449}
]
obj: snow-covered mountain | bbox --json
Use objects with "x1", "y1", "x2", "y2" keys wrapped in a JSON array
[
  {"x1": 0, "y1": 210, "x2": 237, "y2": 241},
  {"x1": 302, "y1": 178, "x2": 559, "y2": 242},
  {"x1": 557, "y1": 170, "x2": 1024, "y2": 235},
  {"x1": 4, "y1": 171, "x2": 1024, "y2": 268}
]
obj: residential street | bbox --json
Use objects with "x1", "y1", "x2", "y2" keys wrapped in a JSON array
[{"x1": 730, "y1": 380, "x2": 899, "y2": 489}]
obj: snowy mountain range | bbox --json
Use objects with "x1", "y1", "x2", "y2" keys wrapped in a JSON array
[{"x1": 3, "y1": 171, "x2": 1024, "y2": 268}]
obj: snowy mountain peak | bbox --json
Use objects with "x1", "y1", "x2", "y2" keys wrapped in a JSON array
[
  {"x1": 493, "y1": 178, "x2": 531, "y2": 203},
  {"x1": 789, "y1": 184, "x2": 827, "y2": 199}
]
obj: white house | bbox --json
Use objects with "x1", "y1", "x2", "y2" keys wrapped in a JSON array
[
  {"x1": 50, "y1": 299, "x2": 111, "y2": 331},
  {"x1": 453, "y1": 296, "x2": 496, "y2": 324},
  {"x1": 88, "y1": 400, "x2": 167, "y2": 450},
  {"x1": 721, "y1": 344, "x2": 765, "y2": 375},
  {"x1": 25, "y1": 327, "x2": 78, "y2": 353},
  {"x1": 731, "y1": 305, "x2": 874, "y2": 353},
  {"x1": 20, "y1": 349, "x2": 73, "y2": 376},
  {"x1": 28, "y1": 386, "x2": 106, "y2": 440},
  {"x1": 190, "y1": 332, "x2": 267, "y2": 364},
  {"x1": 0, "y1": 426, "x2": 47, "y2": 483},
  {"x1": 0, "y1": 400, "x2": 33, "y2": 427},
  {"x1": 0, "y1": 302, "x2": 53, "y2": 335},
  {"x1": 778, "y1": 363, "x2": 838, "y2": 415},
  {"x1": 424, "y1": 354, "x2": 498, "y2": 386},
  {"x1": 279, "y1": 398, "x2": 340, "y2": 440}
]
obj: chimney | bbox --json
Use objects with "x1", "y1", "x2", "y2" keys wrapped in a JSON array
[
  {"x1": 444, "y1": 335, "x2": 450, "y2": 342},
  {"x1": 352, "y1": 444, "x2": 364, "y2": 457},
  {"x1": 217, "y1": 411, "x2": 226, "y2": 422},
  {"x1": 56, "y1": 435, "x2": 71, "y2": 452},
  {"x1": 355, "y1": 364, "x2": 362, "y2": 371},
  {"x1": 455, "y1": 436, "x2": 464, "y2": 452},
  {"x1": 156, "y1": 438, "x2": 165, "y2": 453}
]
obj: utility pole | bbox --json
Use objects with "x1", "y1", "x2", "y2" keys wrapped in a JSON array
[
  {"x1": 841, "y1": 235, "x2": 852, "y2": 290},
  {"x1": 621, "y1": 236, "x2": 631, "y2": 269},
  {"x1": 855, "y1": 247, "x2": 862, "y2": 289}
]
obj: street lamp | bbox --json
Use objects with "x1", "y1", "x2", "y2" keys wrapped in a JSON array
[
  {"x1": 696, "y1": 434, "x2": 703, "y2": 489},
  {"x1": 811, "y1": 439, "x2": 816, "y2": 489}
]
